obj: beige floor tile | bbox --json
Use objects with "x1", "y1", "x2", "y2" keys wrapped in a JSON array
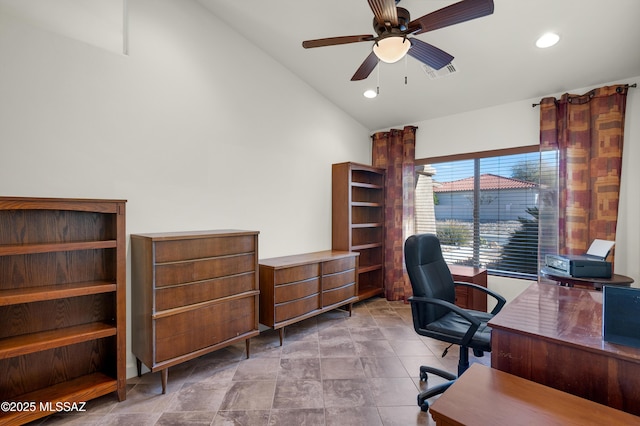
[{"x1": 27, "y1": 298, "x2": 492, "y2": 426}]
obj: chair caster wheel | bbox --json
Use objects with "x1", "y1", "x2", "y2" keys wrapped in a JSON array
[
  {"x1": 418, "y1": 394, "x2": 430, "y2": 412},
  {"x1": 419, "y1": 366, "x2": 428, "y2": 381},
  {"x1": 473, "y1": 349, "x2": 485, "y2": 357}
]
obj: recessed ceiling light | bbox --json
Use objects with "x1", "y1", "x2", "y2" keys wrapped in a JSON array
[
  {"x1": 536, "y1": 32, "x2": 560, "y2": 48},
  {"x1": 363, "y1": 89, "x2": 377, "y2": 99}
]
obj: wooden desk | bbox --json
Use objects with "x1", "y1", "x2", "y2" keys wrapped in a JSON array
[
  {"x1": 489, "y1": 283, "x2": 640, "y2": 416},
  {"x1": 429, "y1": 364, "x2": 640, "y2": 426},
  {"x1": 540, "y1": 267, "x2": 634, "y2": 290}
]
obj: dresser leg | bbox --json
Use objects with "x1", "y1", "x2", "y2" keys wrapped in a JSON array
[
  {"x1": 279, "y1": 328, "x2": 284, "y2": 346},
  {"x1": 245, "y1": 339, "x2": 251, "y2": 359},
  {"x1": 161, "y1": 369, "x2": 168, "y2": 394},
  {"x1": 136, "y1": 358, "x2": 142, "y2": 377}
]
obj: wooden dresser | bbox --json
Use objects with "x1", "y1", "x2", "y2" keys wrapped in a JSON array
[
  {"x1": 259, "y1": 250, "x2": 359, "y2": 344},
  {"x1": 131, "y1": 230, "x2": 260, "y2": 393}
]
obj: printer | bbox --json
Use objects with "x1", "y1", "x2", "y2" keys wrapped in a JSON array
[{"x1": 544, "y1": 239, "x2": 614, "y2": 278}]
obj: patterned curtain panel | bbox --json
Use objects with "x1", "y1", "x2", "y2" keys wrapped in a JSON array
[
  {"x1": 539, "y1": 85, "x2": 629, "y2": 268},
  {"x1": 372, "y1": 126, "x2": 416, "y2": 301}
]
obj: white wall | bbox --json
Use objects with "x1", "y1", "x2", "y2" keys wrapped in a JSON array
[
  {"x1": 0, "y1": 0, "x2": 371, "y2": 378},
  {"x1": 412, "y1": 77, "x2": 640, "y2": 300}
]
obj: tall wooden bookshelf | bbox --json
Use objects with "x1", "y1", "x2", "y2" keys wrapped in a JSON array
[
  {"x1": 0, "y1": 197, "x2": 126, "y2": 425},
  {"x1": 332, "y1": 162, "x2": 385, "y2": 301}
]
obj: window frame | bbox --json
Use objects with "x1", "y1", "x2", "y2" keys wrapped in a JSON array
[
  {"x1": 415, "y1": 145, "x2": 540, "y2": 167},
  {"x1": 415, "y1": 144, "x2": 541, "y2": 280}
]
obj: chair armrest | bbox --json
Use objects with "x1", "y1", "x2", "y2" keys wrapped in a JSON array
[
  {"x1": 453, "y1": 281, "x2": 507, "y2": 315},
  {"x1": 407, "y1": 296, "x2": 481, "y2": 346}
]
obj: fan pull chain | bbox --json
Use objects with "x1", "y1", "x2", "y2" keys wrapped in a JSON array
[
  {"x1": 404, "y1": 54, "x2": 408, "y2": 85},
  {"x1": 376, "y1": 60, "x2": 380, "y2": 95}
]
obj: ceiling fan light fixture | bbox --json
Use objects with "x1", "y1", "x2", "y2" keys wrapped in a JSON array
[
  {"x1": 536, "y1": 32, "x2": 560, "y2": 48},
  {"x1": 373, "y1": 36, "x2": 410, "y2": 63}
]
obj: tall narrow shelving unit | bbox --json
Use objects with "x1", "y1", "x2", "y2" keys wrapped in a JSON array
[
  {"x1": 0, "y1": 197, "x2": 126, "y2": 425},
  {"x1": 332, "y1": 162, "x2": 385, "y2": 301}
]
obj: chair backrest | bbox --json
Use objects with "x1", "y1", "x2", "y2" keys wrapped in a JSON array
[{"x1": 405, "y1": 234, "x2": 456, "y2": 324}]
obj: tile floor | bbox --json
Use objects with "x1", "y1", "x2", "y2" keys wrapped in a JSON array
[{"x1": 29, "y1": 297, "x2": 489, "y2": 425}]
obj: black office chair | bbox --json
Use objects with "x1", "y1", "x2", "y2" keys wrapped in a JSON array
[{"x1": 404, "y1": 233, "x2": 506, "y2": 412}]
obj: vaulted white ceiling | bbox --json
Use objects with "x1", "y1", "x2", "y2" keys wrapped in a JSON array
[{"x1": 198, "y1": 0, "x2": 640, "y2": 130}]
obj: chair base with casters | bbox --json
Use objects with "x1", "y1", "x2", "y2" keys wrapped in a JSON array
[
  {"x1": 404, "y1": 234, "x2": 506, "y2": 413},
  {"x1": 417, "y1": 365, "x2": 457, "y2": 411},
  {"x1": 416, "y1": 344, "x2": 481, "y2": 411}
]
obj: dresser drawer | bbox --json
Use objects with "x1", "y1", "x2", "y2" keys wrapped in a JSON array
[
  {"x1": 451, "y1": 265, "x2": 488, "y2": 311},
  {"x1": 155, "y1": 253, "x2": 256, "y2": 287},
  {"x1": 155, "y1": 272, "x2": 256, "y2": 311},
  {"x1": 154, "y1": 235, "x2": 256, "y2": 262},
  {"x1": 274, "y1": 278, "x2": 320, "y2": 304},
  {"x1": 323, "y1": 256, "x2": 356, "y2": 275},
  {"x1": 275, "y1": 294, "x2": 320, "y2": 323},
  {"x1": 455, "y1": 286, "x2": 468, "y2": 306},
  {"x1": 323, "y1": 269, "x2": 355, "y2": 291},
  {"x1": 323, "y1": 283, "x2": 356, "y2": 307},
  {"x1": 155, "y1": 296, "x2": 256, "y2": 362},
  {"x1": 274, "y1": 264, "x2": 320, "y2": 285}
]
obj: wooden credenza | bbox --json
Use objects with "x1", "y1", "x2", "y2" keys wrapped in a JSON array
[
  {"x1": 259, "y1": 250, "x2": 359, "y2": 344},
  {"x1": 449, "y1": 265, "x2": 488, "y2": 311},
  {"x1": 131, "y1": 230, "x2": 260, "y2": 393}
]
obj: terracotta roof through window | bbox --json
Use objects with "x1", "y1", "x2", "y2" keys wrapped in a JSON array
[{"x1": 433, "y1": 173, "x2": 538, "y2": 193}]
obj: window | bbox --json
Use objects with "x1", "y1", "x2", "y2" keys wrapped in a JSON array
[{"x1": 415, "y1": 146, "x2": 557, "y2": 279}]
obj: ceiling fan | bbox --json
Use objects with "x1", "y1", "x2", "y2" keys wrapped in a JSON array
[{"x1": 302, "y1": 0, "x2": 494, "y2": 81}]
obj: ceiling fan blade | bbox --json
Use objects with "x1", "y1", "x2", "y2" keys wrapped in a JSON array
[
  {"x1": 351, "y1": 51, "x2": 379, "y2": 81},
  {"x1": 408, "y1": 0, "x2": 494, "y2": 35},
  {"x1": 302, "y1": 35, "x2": 375, "y2": 49},
  {"x1": 407, "y1": 38, "x2": 454, "y2": 70},
  {"x1": 367, "y1": 0, "x2": 398, "y2": 27}
]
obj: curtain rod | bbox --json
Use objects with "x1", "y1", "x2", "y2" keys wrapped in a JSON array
[{"x1": 531, "y1": 83, "x2": 636, "y2": 107}]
